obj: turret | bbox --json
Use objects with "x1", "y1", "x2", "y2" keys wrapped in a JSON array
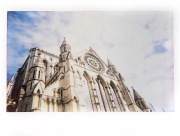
[
  {"x1": 132, "y1": 87, "x2": 150, "y2": 112},
  {"x1": 59, "y1": 37, "x2": 72, "y2": 62},
  {"x1": 26, "y1": 53, "x2": 46, "y2": 95}
]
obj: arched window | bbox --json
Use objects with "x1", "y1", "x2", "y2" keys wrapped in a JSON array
[
  {"x1": 38, "y1": 71, "x2": 40, "y2": 79},
  {"x1": 82, "y1": 72, "x2": 93, "y2": 112},
  {"x1": 94, "y1": 78, "x2": 105, "y2": 112},
  {"x1": 109, "y1": 83, "x2": 121, "y2": 112},
  {"x1": 96, "y1": 77, "x2": 110, "y2": 112},
  {"x1": 33, "y1": 70, "x2": 36, "y2": 79}
]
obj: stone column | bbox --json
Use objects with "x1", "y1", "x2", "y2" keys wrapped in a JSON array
[{"x1": 104, "y1": 86, "x2": 114, "y2": 112}]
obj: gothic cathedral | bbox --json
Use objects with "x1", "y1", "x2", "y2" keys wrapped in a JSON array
[{"x1": 7, "y1": 38, "x2": 151, "y2": 112}]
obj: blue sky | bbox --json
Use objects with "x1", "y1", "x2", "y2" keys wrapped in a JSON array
[{"x1": 7, "y1": 11, "x2": 173, "y2": 111}]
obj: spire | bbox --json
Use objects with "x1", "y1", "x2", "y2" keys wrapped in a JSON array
[
  {"x1": 62, "y1": 37, "x2": 66, "y2": 45},
  {"x1": 132, "y1": 87, "x2": 142, "y2": 101},
  {"x1": 59, "y1": 37, "x2": 72, "y2": 62},
  {"x1": 107, "y1": 58, "x2": 114, "y2": 67},
  {"x1": 60, "y1": 37, "x2": 71, "y2": 51}
]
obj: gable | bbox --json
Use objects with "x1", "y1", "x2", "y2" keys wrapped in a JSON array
[{"x1": 73, "y1": 47, "x2": 118, "y2": 79}]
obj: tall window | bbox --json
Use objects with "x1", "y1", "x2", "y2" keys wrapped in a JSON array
[
  {"x1": 38, "y1": 71, "x2": 40, "y2": 79},
  {"x1": 33, "y1": 70, "x2": 36, "y2": 79},
  {"x1": 97, "y1": 79, "x2": 110, "y2": 112},
  {"x1": 110, "y1": 84, "x2": 121, "y2": 112},
  {"x1": 94, "y1": 79, "x2": 105, "y2": 112},
  {"x1": 82, "y1": 75, "x2": 93, "y2": 112}
]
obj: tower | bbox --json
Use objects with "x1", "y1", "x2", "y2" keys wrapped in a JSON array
[
  {"x1": 17, "y1": 53, "x2": 46, "y2": 112},
  {"x1": 132, "y1": 87, "x2": 150, "y2": 112},
  {"x1": 57, "y1": 37, "x2": 77, "y2": 112},
  {"x1": 59, "y1": 37, "x2": 72, "y2": 62}
]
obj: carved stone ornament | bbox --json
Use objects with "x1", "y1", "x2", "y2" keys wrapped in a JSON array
[{"x1": 84, "y1": 53, "x2": 105, "y2": 73}]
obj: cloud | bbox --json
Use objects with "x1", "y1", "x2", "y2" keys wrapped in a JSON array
[{"x1": 7, "y1": 11, "x2": 173, "y2": 111}]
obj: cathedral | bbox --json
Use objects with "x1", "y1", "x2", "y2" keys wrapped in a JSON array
[{"x1": 7, "y1": 38, "x2": 151, "y2": 112}]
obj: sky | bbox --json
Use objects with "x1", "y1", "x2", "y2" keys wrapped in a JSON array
[{"x1": 7, "y1": 11, "x2": 174, "y2": 112}]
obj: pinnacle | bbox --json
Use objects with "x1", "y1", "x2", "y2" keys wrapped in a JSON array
[
  {"x1": 107, "y1": 58, "x2": 113, "y2": 67},
  {"x1": 62, "y1": 37, "x2": 66, "y2": 45},
  {"x1": 132, "y1": 87, "x2": 142, "y2": 101}
]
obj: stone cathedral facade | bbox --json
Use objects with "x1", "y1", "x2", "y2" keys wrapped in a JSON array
[{"x1": 7, "y1": 38, "x2": 150, "y2": 112}]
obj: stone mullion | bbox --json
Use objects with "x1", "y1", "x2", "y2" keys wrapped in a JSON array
[
  {"x1": 96, "y1": 79, "x2": 107, "y2": 112},
  {"x1": 116, "y1": 90, "x2": 126, "y2": 112},
  {"x1": 92, "y1": 81, "x2": 101, "y2": 112},
  {"x1": 104, "y1": 86, "x2": 114, "y2": 112},
  {"x1": 108, "y1": 86, "x2": 116, "y2": 112},
  {"x1": 98, "y1": 80, "x2": 110, "y2": 112},
  {"x1": 109, "y1": 86, "x2": 118, "y2": 112},
  {"x1": 88, "y1": 80, "x2": 98, "y2": 112}
]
